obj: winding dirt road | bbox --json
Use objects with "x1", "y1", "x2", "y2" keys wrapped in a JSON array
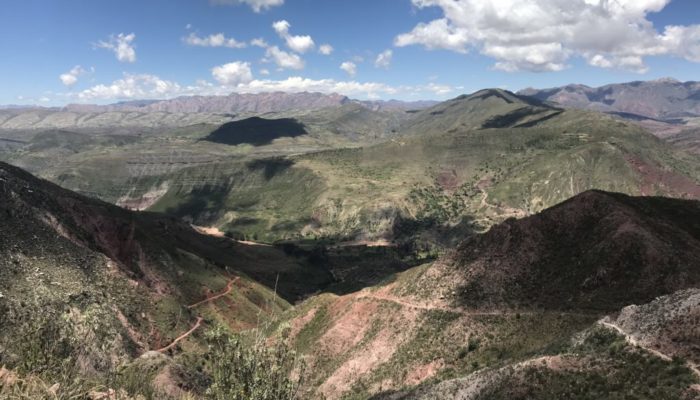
[
  {"x1": 358, "y1": 290, "x2": 538, "y2": 317},
  {"x1": 599, "y1": 320, "x2": 700, "y2": 378},
  {"x1": 156, "y1": 317, "x2": 204, "y2": 353},
  {"x1": 155, "y1": 277, "x2": 239, "y2": 353},
  {"x1": 187, "y1": 277, "x2": 239, "y2": 309}
]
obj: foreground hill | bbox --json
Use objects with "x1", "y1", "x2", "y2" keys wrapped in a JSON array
[
  {"x1": 0, "y1": 160, "x2": 336, "y2": 380},
  {"x1": 520, "y1": 78, "x2": 700, "y2": 120},
  {"x1": 143, "y1": 89, "x2": 700, "y2": 246},
  {"x1": 275, "y1": 191, "x2": 700, "y2": 399}
]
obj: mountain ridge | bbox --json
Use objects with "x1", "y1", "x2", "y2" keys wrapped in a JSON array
[{"x1": 519, "y1": 79, "x2": 700, "y2": 120}]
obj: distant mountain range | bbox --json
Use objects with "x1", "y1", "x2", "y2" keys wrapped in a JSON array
[
  {"x1": 62, "y1": 92, "x2": 437, "y2": 114},
  {"x1": 5, "y1": 78, "x2": 700, "y2": 124},
  {"x1": 520, "y1": 78, "x2": 700, "y2": 121}
]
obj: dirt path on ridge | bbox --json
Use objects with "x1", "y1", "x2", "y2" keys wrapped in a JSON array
[{"x1": 599, "y1": 320, "x2": 700, "y2": 379}]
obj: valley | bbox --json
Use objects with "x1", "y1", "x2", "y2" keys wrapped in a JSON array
[{"x1": 1, "y1": 84, "x2": 699, "y2": 399}]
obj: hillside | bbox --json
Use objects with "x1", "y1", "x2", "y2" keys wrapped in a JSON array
[
  {"x1": 0, "y1": 159, "x2": 332, "y2": 375},
  {"x1": 438, "y1": 190, "x2": 700, "y2": 310},
  {"x1": 274, "y1": 191, "x2": 700, "y2": 399},
  {"x1": 0, "y1": 101, "x2": 412, "y2": 215},
  {"x1": 388, "y1": 289, "x2": 700, "y2": 400},
  {"x1": 400, "y1": 89, "x2": 563, "y2": 135},
  {"x1": 142, "y1": 90, "x2": 700, "y2": 246}
]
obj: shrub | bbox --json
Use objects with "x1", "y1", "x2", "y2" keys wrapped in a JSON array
[{"x1": 203, "y1": 326, "x2": 305, "y2": 400}]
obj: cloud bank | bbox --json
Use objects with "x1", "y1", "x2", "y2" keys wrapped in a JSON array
[{"x1": 395, "y1": 0, "x2": 700, "y2": 72}]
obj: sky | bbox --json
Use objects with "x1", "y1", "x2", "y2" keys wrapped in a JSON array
[{"x1": 1, "y1": 0, "x2": 699, "y2": 105}]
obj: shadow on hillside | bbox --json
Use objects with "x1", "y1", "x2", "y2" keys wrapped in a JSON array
[
  {"x1": 273, "y1": 239, "x2": 427, "y2": 297},
  {"x1": 246, "y1": 158, "x2": 294, "y2": 180},
  {"x1": 203, "y1": 117, "x2": 308, "y2": 146},
  {"x1": 164, "y1": 183, "x2": 230, "y2": 224}
]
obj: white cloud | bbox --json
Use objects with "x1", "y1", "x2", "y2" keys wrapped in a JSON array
[
  {"x1": 662, "y1": 25, "x2": 700, "y2": 63},
  {"x1": 272, "y1": 20, "x2": 290, "y2": 36},
  {"x1": 59, "y1": 65, "x2": 86, "y2": 86},
  {"x1": 68, "y1": 70, "x2": 459, "y2": 101},
  {"x1": 587, "y1": 54, "x2": 648, "y2": 73},
  {"x1": 319, "y1": 44, "x2": 334, "y2": 55},
  {"x1": 395, "y1": 19, "x2": 470, "y2": 53},
  {"x1": 259, "y1": 68, "x2": 270, "y2": 76},
  {"x1": 272, "y1": 20, "x2": 315, "y2": 53},
  {"x1": 375, "y1": 49, "x2": 393, "y2": 69},
  {"x1": 286, "y1": 35, "x2": 315, "y2": 54},
  {"x1": 241, "y1": 77, "x2": 397, "y2": 97},
  {"x1": 96, "y1": 33, "x2": 136, "y2": 63},
  {"x1": 265, "y1": 46, "x2": 305, "y2": 70},
  {"x1": 340, "y1": 61, "x2": 357, "y2": 77},
  {"x1": 395, "y1": 0, "x2": 700, "y2": 72},
  {"x1": 250, "y1": 37, "x2": 268, "y2": 48},
  {"x1": 183, "y1": 32, "x2": 247, "y2": 48},
  {"x1": 424, "y1": 82, "x2": 453, "y2": 95},
  {"x1": 73, "y1": 74, "x2": 404, "y2": 101},
  {"x1": 77, "y1": 74, "x2": 182, "y2": 100},
  {"x1": 212, "y1": 61, "x2": 254, "y2": 85},
  {"x1": 210, "y1": 0, "x2": 284, "y2": 13}
]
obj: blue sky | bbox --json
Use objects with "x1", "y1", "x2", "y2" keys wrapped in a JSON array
[{"x1": 1, "y1": 0, "x2": 699, "y2": 105}]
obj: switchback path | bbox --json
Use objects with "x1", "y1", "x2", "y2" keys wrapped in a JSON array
[
  {"x1": 155, "y1": 276, "x2": 239, "y2": 353},
  {"x1": 187, "y1": 277, "x2": 239, "y2": 309}
]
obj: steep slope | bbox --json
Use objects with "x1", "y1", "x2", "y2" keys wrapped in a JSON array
[
  {"x1": 0, "y1": 160, "x2": 338, "y2": 379},
  {"x1": 275, "y1": 191, "x2": 700, "y2": 399},
  {"x1": 443, "y1": 190, "x2": 700, "y2": 311},
  {"x1": 520, "y1": 78, "x2": 700, "y2": 120}
]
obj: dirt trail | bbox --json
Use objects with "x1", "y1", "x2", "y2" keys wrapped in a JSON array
[
  {"x1": 187, "y1": 277, "x2": 239, "y2": 309},
  {"x1": 476, "y1": 176, "x2": 527, "y2": 219},
  {"x1": 156, "y1": 317, "x2": 204, "y2": 353},
  {"x1": 192, "y1": 225, "x2": 272, "y2": 247},
  {"x1": 334, "y1": 239, "x2": 395, "y2": 248},
  {"x1": 154, "y1": 277, "x2": 239, "y2": 353},
  {"x1": 358, "y1": 290, "x2": 532, "y2": 317},
  {"x1": 599, "y1": 320, "x2": 700, "y2": 378}
]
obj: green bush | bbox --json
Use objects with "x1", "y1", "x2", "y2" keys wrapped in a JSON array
[{"x1": 204, "y1": 327, "x2": 305, "y2": 400}]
